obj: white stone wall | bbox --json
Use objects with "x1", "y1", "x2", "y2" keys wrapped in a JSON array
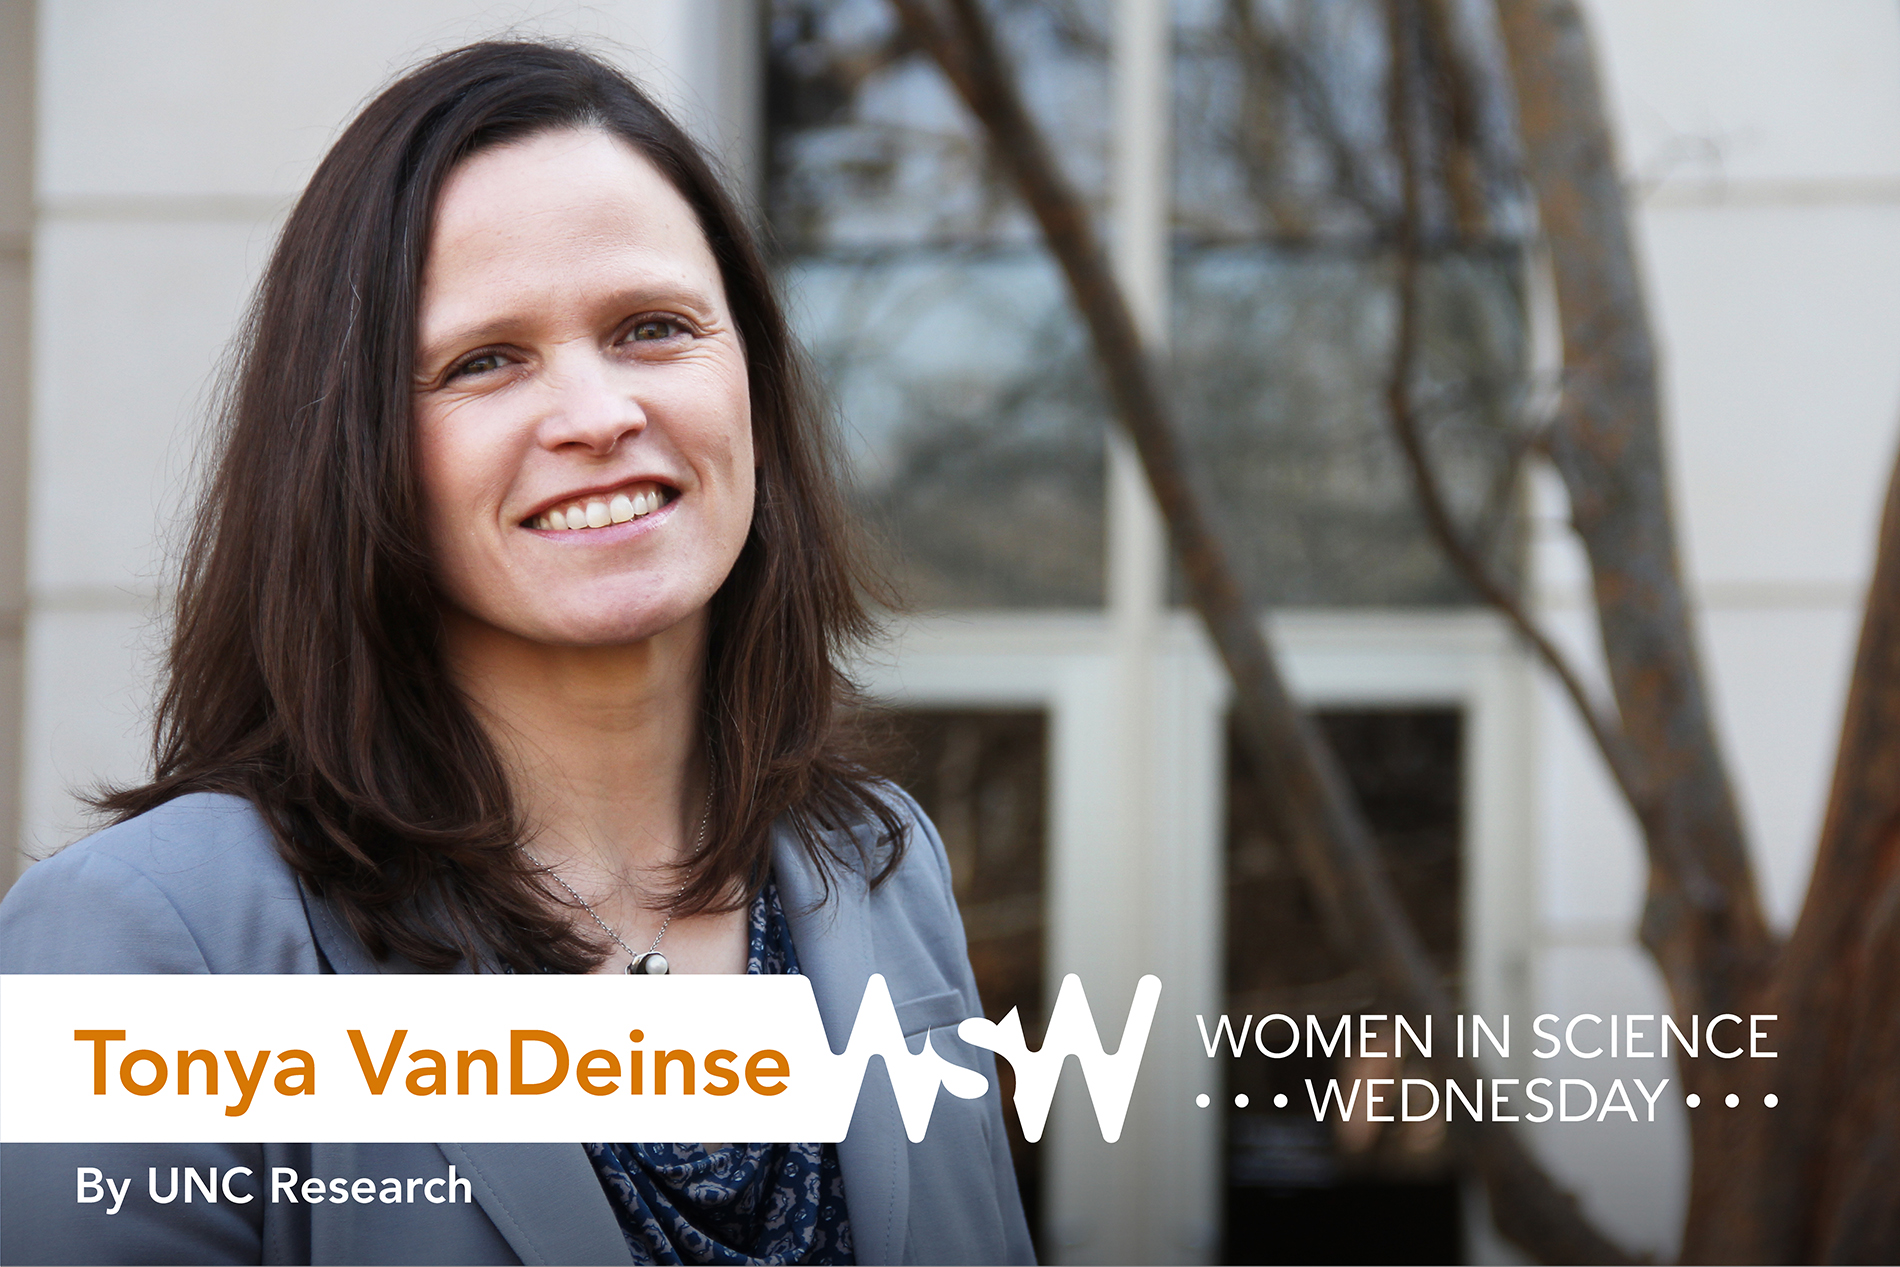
[{"x1": 0, "y1": 1, "x2": 31, "y2": 896}]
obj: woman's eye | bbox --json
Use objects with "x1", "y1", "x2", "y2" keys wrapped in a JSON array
[
  {"x1": 629, "y1": 317, "x2": 687, "y2": 342},
  {"x1": 449, "y1": 351, "x2": 505, "y2": 380}
]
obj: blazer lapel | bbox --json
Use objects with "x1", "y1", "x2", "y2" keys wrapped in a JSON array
[
  {"x1": 299, "y1": 886, "x2": 632, "y2": 1264},
  {"x1": 299, "y1": 886, "x2": 385, "y2": 974},
  {"x1": 300, "y1": 884, "x2": 480, "y2": 974},
  {"x1": 438, "y1": 1143, "x2": 634, "y2": 1266},
  {"x1": 775, "y1": 826, "x2": 910, "y2": 1266}
]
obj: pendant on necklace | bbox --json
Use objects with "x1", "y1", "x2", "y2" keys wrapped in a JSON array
[{"x1": 628, "y1": 951, "x2": 670, "y2": 975}]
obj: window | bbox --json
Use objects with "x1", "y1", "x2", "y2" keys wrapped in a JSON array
[
  {"x1": 1225, "y1": 708, "x2": 1464, "y2": 1265},
  {"x1": 767, "y1": 0, "x2": 1112, "y2": 608},
  {"x1": 1173, "y1": 0, "x2": 1529, "y2": 607}
]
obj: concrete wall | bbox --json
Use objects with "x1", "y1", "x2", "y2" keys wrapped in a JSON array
[{"x1": 0, "y1": 1, "x2": 32, "y2": 895}]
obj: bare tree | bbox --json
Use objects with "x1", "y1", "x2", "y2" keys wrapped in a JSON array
[
  {"x1": 889, "y1": 0, "x2": 1633, "y2": 1261},
  {"x1": 888, "y1": 0, "x2": 1900, "y2": 1261}
]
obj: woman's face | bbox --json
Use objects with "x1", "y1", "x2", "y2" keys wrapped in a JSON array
[{"x1": 413, "y1": 127, "x2": 754, "y2": 651}]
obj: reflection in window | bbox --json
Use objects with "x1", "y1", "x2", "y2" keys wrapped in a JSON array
[
  {"x1": 1173, "y1": 0, "x2": 1531, "y2": 607},
  {"x1": 767, "y1": 0, "x2": 1111, "y2": 608}
]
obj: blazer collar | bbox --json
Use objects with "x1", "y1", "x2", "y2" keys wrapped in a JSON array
[{"x1": 774, "y1": 822, "x2": 910, "y2": 1267}]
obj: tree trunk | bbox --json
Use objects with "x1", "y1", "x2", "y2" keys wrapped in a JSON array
[
  {"x1": 1768, "y1": 440, "x2": 1900, "y2": 1262},
  {"x1": 1491, "y1": 2, "x2": 1784, "y2": 1258}
]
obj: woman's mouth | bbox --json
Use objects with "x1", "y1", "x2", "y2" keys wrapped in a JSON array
[{"x1": 526, "y1": 480, "x2": 674, "y2": 531}]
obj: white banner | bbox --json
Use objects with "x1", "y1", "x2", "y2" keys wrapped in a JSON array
[
  {"x1": 0, "y1": 972, "x2": 1162, "y2": 1144},
  {"x1": 0, "y1": 974, "x2": 983, "y2": 1143}
]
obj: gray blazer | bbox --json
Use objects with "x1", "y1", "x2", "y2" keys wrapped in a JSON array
[{"x1": 0, "y1": 792, "x2": 1034, "y2": 1266}]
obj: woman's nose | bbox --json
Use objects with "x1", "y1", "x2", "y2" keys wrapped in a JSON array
[{"x1": 537, "y1": 352, "x2": 646, "y2": 454}]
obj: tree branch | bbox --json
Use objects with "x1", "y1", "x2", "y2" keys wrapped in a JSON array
[
  {"x1": 890, "y1": 1, "x2": 1633, "y2": 1260},
  {"x1": 1416, "y1": 0, "x2": 1491, "y2": 241},
  {"x1": 1384, "y1": 0, "x2": 1651, "y2": 828},
  {"x1": 1223, "y1": 0, "x2": 1391, "y2": 229},
  {"x1": 1494, "y1": 0, "x2": 1773, "y2": 995}
]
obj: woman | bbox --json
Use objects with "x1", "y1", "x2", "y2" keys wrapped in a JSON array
[{"x1": 0, "y1": 41, "x2": 1033, "y2": 1267}]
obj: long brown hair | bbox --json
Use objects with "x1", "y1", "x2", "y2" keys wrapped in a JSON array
[{"x1": 95, "y1": 41, "x2": 905, "y2": 972}]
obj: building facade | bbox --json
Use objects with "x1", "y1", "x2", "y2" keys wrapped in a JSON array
[{"x1": 3, "y1": 2, "x2": 1898, "y2": 1262}]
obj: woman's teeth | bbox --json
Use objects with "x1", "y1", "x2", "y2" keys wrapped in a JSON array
[{"x1": 531, "y1": 485, "x2": 667, "y2": 531}]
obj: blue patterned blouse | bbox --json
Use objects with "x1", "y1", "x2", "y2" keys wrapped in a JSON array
[{"x1": 583, "y1": 883, "x2": 855, "y2": 1265}]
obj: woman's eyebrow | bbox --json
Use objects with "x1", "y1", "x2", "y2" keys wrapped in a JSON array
[
  {"x1": 598, "y1": 280, "x2": 723, "y2": 318},
  {"x1": 418, "y1": 317, "x2": 528, "y2": 361},
  {"x1": 418, "y1": 285, "x2": 724, "y2": 361}
]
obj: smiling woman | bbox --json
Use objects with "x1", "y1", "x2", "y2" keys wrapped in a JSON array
[{"x1": 0, "y1": 41, "x2": 1032, "y2": 1267}]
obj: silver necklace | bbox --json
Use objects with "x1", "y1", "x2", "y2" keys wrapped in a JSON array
[{"x1": 521, "y1": 789, "x2": 711, "y2": 975}]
